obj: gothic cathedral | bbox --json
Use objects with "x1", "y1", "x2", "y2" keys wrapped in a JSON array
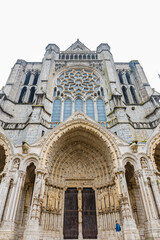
[{"x1": 0, "y1": 40, "x2": 160, "y2": 240}]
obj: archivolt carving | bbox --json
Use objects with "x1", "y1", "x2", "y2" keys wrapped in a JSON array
[
  {"x1": 148, "y1": 131, "x2": 160, "y2": 170},
  {"x1": 40, "y1": 119, "x2": 121, "y2": 174},
  {"x1": 0, "y1": 132, "x2": 13, "y2": 172}
]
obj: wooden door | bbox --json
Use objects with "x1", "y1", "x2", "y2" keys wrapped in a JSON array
[
  {"x1": 82, "y1": 188, "x2": 97, "y2": 239},
  {"x1": 63, "y1": 188, "x2": 78, "y2": 239}
]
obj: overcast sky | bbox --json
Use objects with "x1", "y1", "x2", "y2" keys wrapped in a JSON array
[{"x1": 0, "y1": 0, "x2": 160, "y2": 92}]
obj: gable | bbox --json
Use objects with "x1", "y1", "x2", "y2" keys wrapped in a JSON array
[{"x1": 65, "y1": 39, "x2": 91, "y2": 52}]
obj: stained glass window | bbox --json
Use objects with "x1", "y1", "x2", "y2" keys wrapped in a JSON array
[
  {"x1": 64, "y1": 98, "x2": 72, "y2": 120},
  {"x1": 97, "y1": 99, "x2": 106, "y2": 121},
  {"x1": 75, "y1": 98, "x2": 83, "y2": 112},
  {"x1": 86, "y1": 99, "x2": 95, "y2": 120},
  {"x1": 51, "y1": 99, "x2": 61, "y2": 122}
]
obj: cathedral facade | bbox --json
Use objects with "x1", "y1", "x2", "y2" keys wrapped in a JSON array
[{"x1": 0, "y1": 40, "x2": 160, "y2": 240}]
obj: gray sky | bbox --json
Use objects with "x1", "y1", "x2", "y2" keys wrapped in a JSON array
[{"x1": 0, "y1": 0, "x2": 160, "y2": 92}]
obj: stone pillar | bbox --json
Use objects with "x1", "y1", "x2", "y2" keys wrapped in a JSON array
[
  {"x1": 78, "y1": 188, "x2": 83, "y2": 239},
  {"x1": 135, "y1": 170, "x2": 160, "y2": 239},
  {"x1": 134, "y1": 170, "x2": 152, "y2": 220},
  {"x1": 23, "y1": 170, "x2": 46, "y2": 240},
  {"x1": 150, "y1": 176, "x2": 160, "y2": 216},
  {"x1": 115, "y1": 169, "x2": 140, "y2": 240},
  {"x1": 5, "y1": 171, "x2": 25, "y2": 222},
  {"x1": 0, "y1": 175, "x2": 11, "y2": 222}
]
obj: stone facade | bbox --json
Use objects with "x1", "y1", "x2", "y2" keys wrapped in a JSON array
[{"x1": 0, "y1": 39, "x2": 160, "y2": 240}]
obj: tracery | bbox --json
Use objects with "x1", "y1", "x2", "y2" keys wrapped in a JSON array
[{"x1": 51, "y1": 69, "x2": 107, "y2": 126}]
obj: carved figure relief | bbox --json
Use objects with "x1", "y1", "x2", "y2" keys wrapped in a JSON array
[
  {"x1": 140, "y1": 157, "x2": 148, "y2": 169},
  {"x1": 13, "y1": 158, "x2": 20, "y2": 170}
]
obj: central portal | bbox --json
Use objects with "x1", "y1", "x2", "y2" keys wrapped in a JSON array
[{"x1": 63, "y1": 188, "x2": 97, "y2": 239}]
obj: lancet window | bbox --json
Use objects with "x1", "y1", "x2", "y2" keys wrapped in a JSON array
[
  {"x1": 33, "y1": 72, "x2": 39, "y2": 85},
  {"x1": 28, "y1": 87, "x2": 36, "y2": 103},
  {"x1": 75, "y1": 98, "x2": 83, "y2": 112},
  {"x1": 118, "y1": 69, "x2": 140, "y2": 104},
  {"x1": 51, "y1": 69, "x2": 107, "y2": 126},
  {"x1": 130, "y1": 86, "x2": 138, "y2": 104},
  {"x1": 24, "y1": 71, "x2": 31, "y2": 85},
  {"x1": 97, "y1": 98, "x2": 107, "y2": 122},
  {"x1": 51, "y1": 99, "x2": 61, "y2": 124},
  {"x1": 86, "y1": 99, "x2": 95, "y2": 120},
  {"x1": 18, "y1": 87, "x2": 27, "y2": 103},
  {"x1": 64, "y1": 98, "x2": 72, "y2": 120}
]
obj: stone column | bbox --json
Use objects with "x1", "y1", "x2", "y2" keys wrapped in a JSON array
[
  {"x1": 0, "y1": 175, "x2": 11, "y2": 222},
  {"x1": 150, "y1": 176, "x2": 160, "y2": 216},
  {"x1": 115, "y1": 169, "x2": 140, "y2": 240},
  {"x1": 78, "y1": 188, "x2": 83, "y2": 239},
  {"x1": 23, "y1": 170, "x2": 46, "y2": 240},
  {"x1": 5, "y1": 171, "x2": 25, "y2": 222},
  {"x1": 134, "y1": 170, "x2": 152, "y2": 220},
  {"x1": 135, "y1": 170, "x2": 160, "y2": 239}
]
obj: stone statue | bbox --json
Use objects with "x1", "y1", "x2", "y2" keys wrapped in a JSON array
[
  {"x1": 13, "y1": 158, "x2": 20, "y2": 170},
  {"x1": 34, "y1": 173, "x2": 45, "y2": 200},
  {"x1": 110, "y1": 187, "x2": 115, "y2": 211},
  {"x1": 101, "y1": 189, "x2": 106, "y2": 213},
  {"x1": 97, "y1": 189, "x2": 102, "y2": 213},
  {"x1": 104, "y1": 188, "x2": 110, "y2": 212},
  {"x1": 58, "y1": 189, "x2": 63, "y2": 212},
  {"x1": 48, "y1": 187, "x2": 54, "y2": 211},
  {"x1": 42, "y1": 185, "x2": 47, "y2": 209},
  {"x1": 140, "y1": 157, "x2": 148, "y2": 169}
]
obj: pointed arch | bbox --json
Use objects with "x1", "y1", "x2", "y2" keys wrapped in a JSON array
[{"x1": 39, "y1": 117, "x2": 121, "y2": 186}]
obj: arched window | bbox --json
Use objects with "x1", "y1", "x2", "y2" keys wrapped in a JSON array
[
  {"x1": 75, "y1": 98, "x2": 83, "y2": 112},
  {"x1": 122, "y1": 86, "x2": 130, "y2": 104},
  {"x1": 18, "y1": 87, "x2": 27, "y2": 103},
  {"x1": 92, "y1": 54, "x2": 95, "y2": 59},
  {"x1": 64, "y1": 98, "x2": 72, "y2": 120},
  {"x1": 83, "y1": 55, "x2": 86, "y2": 59},
  {"x1": 24, "y1": 72, "x2": 31, "y2": 85},
  {"x1": 126, "y1": 72, "x2": 132, "y2": 84},
  {"x1": 28, "y1": 87, "x2": 36, "y2": 103},
  {"x1": 97, "y1": 99, "x2": 106, "y2": 121},
  {"x1": 118, "y1": 72, "x2": 123, "y2": 84},
  {"x1": 33, "y1": 72, "x2": 39, "y2": 85},
  {"x1": 51, "y1": 99, "x2": 61, "y2": 122},
  {"x1": 130, "y1": 86, "x2": 138, "y2": 104},
  {"x1": 86, "y1": 99, "x2": 95, "y2": 120}
]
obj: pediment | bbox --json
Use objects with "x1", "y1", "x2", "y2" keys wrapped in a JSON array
[{"x1": 65, "y1": 39, "x2": 91, "y2": 52}]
